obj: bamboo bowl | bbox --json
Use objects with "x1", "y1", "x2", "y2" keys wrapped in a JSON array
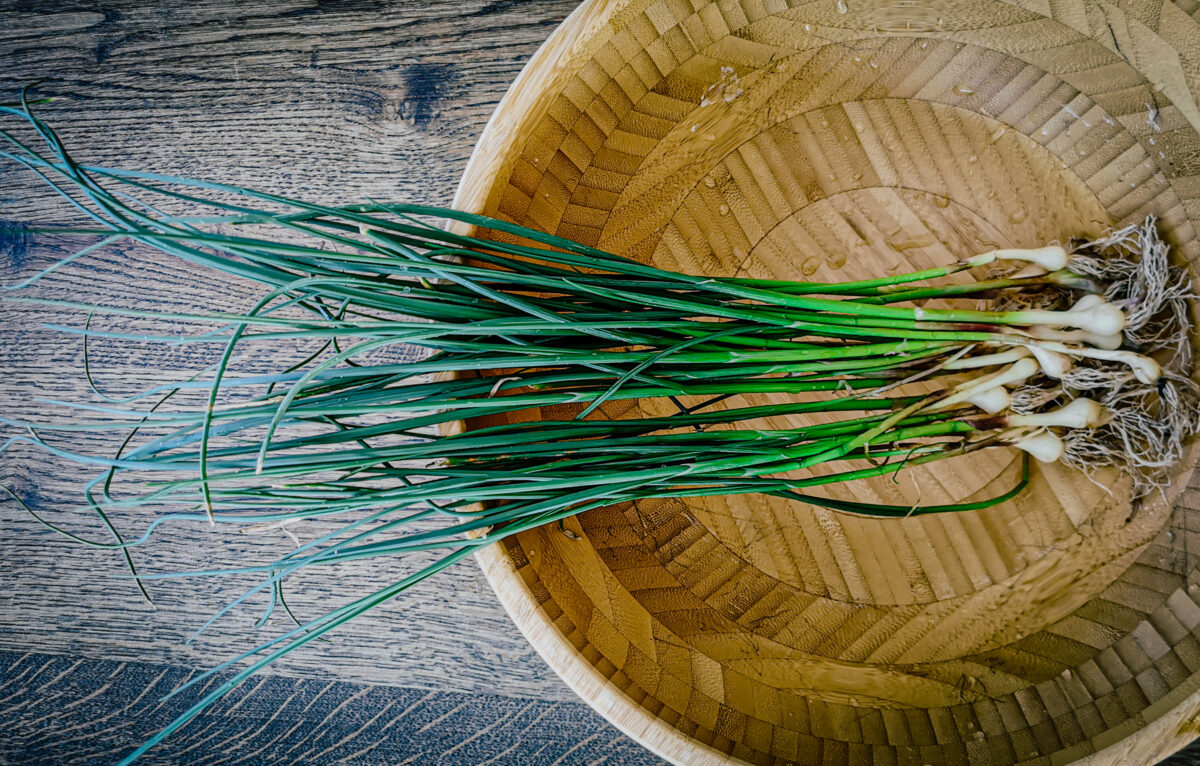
[{"x1": 452, "y1": 1, "x2": 1200, "y2": 763}]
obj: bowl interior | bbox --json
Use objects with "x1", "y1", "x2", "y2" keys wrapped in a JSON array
[{"x1": 456, "y1": 1, "x2": 1200, "y2": 763}]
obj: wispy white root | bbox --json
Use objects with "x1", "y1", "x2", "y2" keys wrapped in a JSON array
[{"x1": 1070, "y1": 216, "x2": 1196, "y2": 366}]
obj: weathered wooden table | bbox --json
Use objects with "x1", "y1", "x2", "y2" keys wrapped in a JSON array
[
  {"x1": 0, "y1": 2, "x2": 661, "y2": 763},
  {"x1": 0, "y1": 2, "x2": 1198, "y2": 765}
]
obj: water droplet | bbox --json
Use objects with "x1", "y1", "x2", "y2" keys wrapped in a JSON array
[
  {"x1": 804, "y1": 23, "x2": 812, "y2": 32},
  {"x1": 967, "y1": 154, "x2": 978, "y2": 164},
  {"x1": 853, "y1": 56, "x2": 861, "y2": 63},
  {"x1": 690, "y1": 124, "x2": 697, "y2": 133},
  {"x1": 934, "y1": 195, "x2": 951, "y2": 208},
  {"x1": 1149, "y1": 137, "x2": 1156, "y2": 145},
  {"x1": 836, "y1": 0, "x2": 848, "y2": 14},
  {"x1": 919, "y1": 41, "x2": 928, "y2": 49},
  {"x1": 719, "y1": 204, "x2": 730, "y2": 216},
  {"x1": 937, "y1": 17, "x2": 944, "y2": 26},
  {"x1": 869, "y1": 60, "x2": 878, "y2": 69},
  {"x1": 953, "y1": 83, "x2": 975, "y2": 96},
  {"x1": 703, "y1": 176, "x2": 716, "y2": 188},
  {"x1": 989, "y1": 126, "x2": 1006, "y2": 143},
  {"x1": 1040, "y1": 128, "x2": 1049, "y2": 136},
  {"x1": 1146, "y1": 101, "x2": 1162, "y2": 131},
  {"x1": 829, "y1": 252, "x2": 847, "y2": 268},
  {"x1": 1008, "y1": 209, "x2": 1027, "y2": 224},
  {"x1": 700, "y1": 66, "x2": 743, "y2": 106},
  {"x1": 801, "y1": 256, "x2": 821, "y2": 275},
  {"x1": 974, "y1": 731, "x2": 986, "y2": 740}
]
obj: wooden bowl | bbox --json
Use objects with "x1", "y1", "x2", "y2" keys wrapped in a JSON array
[{"x1": 452, "y1": 1, "x2": 1200, "y2": 763}]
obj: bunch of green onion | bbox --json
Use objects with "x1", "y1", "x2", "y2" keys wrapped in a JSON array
[{"x1": 2, "y1": 100, "x2": 1196, "y2": 763}]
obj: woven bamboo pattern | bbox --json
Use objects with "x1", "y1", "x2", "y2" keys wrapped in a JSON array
[{"x1": 454, "y1": 1, "x2": 1200, "y2": 763}]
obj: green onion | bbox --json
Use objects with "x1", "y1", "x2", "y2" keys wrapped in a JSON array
[{"x1": 1, "y1": 98, "x2": 1196, "y2": 764}]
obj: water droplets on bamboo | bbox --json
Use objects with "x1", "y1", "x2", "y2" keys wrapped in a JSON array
[
  {"x1": 1146, "y1": 102, "x2": 1161, "y2": 131},
  {"x1": 700, "y1": 66, "x2": 743, "y2": 107}
]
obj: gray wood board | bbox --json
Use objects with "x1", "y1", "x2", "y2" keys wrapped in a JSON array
[
  {"x1": 0, "y1": 650, "x2": 664, "y2": 765},
  {"x1": 0, "y1": 0, "x2": 585, "y2": 705}
]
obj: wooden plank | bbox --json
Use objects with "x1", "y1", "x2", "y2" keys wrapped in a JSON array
[
  {"x1": 0, "y1": 649, "x2": 664, "y2": 765},
  {"x1": 0, "y1": 0, "x2": 589, "y2": 704}
]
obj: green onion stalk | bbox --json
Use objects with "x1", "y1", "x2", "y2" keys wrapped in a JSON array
[{"x1": 1, "y1": 99, "x2": 1196, "y2": 763}]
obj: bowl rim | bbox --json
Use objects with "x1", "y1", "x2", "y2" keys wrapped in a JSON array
[{"x1": 448, "y1": 1, "x2": 1200, "y2": 763}]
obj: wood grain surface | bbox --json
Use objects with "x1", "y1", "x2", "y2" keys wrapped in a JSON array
[
  {"x1": 0, "y1": 0, "x2": 601, "y2": 714},
  {"x1": 0, "y1": 649, "x2": 665, "y2": 765}
]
